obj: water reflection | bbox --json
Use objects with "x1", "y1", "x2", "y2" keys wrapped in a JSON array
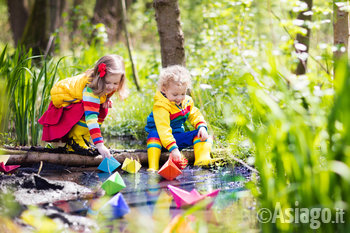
[
  {"x1": 97, "y1": 172, "x2": 111, "y2": 183},
  {"x1": 46, "y1": 165, "x2": 249, "y2": 222},
  {"x1": 94, "y1": 166, "x2": 247, "y2": 209}
]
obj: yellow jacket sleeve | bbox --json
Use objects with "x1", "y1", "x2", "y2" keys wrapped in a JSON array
[
  {"x1": 153, "y1": 105, "x2": 178, "y2": 152},
  {"x1": 188, "y1": 97, "x2": 207, "y2": 130}
]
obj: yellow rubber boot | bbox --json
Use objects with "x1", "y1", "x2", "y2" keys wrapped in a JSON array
[
  {"x1": 147, "y1": 147, "x2": 161, "y2": 172},
  {"x1": 67, "y1": 124, "x2": 90, "y2": 151},
  {"x1": 193, "y1": 139, "x2": 212, "y2": 166}
]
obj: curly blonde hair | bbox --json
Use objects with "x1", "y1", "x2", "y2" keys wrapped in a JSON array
[
  {"x1": 86, "y1": 54, "x2": 128, "y2": 99},
  {"x1": 158, "y1": 65, "x2": 192, "y2": 91}
]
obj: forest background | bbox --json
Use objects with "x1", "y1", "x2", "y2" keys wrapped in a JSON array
[{"x1": 1, "y1": 0, "x2": 350, "y2": 232}]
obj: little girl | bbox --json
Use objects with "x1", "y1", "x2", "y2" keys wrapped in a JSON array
[
  {"x1": 145, "y1": 65, "x2": 213, "y2": 171},
  {"x1": 39, "y1": 54, "x2": 128, "y2": 158}
]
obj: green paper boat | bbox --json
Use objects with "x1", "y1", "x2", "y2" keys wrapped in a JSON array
[
  {"x1": 101, "y1": 171, "x2": 126, "y2": 195},
  {"x1": 121, "y1": 158, "x2": 141, "y2": 173}
]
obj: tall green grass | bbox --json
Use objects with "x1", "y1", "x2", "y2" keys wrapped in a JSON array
[
  {"x1": 0, "y1": 45, "x2": 8, "y2": 132},
  {"x1": 326, "y1": 58, "x2": 350, "y2": 232},
  {"x1": 231, "y1": 54, "x2": 349, "y2": 232},
  {"x1": 1, "y1": 46, "x2": 62, "y2": 145}
]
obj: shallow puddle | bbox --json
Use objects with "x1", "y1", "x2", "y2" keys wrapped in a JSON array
[
  {"x1": 3, "y1": 162, "x2": 255, "y2": 232},
  {"x1": 37, "y1": 165, "x2": 250, "y2": 218}
]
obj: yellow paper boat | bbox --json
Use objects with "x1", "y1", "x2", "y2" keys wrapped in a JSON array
[
  {"x1": 121, "y1": 158, "x2": 141, "y2": 173},
  {"x1": 0, "y1": 155, "x2": 10, "y2": 165}
]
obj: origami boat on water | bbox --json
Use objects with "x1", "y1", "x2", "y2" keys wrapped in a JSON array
[
  {"x1": 0, "y1": 155, "x2": 20, "y2": 173},
  {"x1": 158, "y1": 159, "x2": 182, "y2": 180},
  {"x1": 167, "y1": 184, "x2": 220, "y2": 209},
  {"x1": 98, "y1": 157, "x2": 121, "y2": 173},
  {"x1": 101, "y1": 171, "x2": 126, "y2": 195},
  {"x1": 121, "y1": 158, "x2": 141, "y2": 173},
  {"x1": 105, "y1": 193, "x2": 130, "y2": 219}
]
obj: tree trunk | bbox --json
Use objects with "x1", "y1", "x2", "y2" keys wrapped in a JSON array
[
  {"x1": 334, "y1": 3, "x2": 349, "y2": 60},
  {"x1": 153, "y1": 0, "x2": 185, "y2": 67},
  {"x1": 294, "y1": 0, "x2": 312, "y2": 75},
  {"x1": 91, "y1": 0, "x2": 132, "y2": 44},
  {"x1": 48, "y1": 0, "x2": 65, "y2": 33},
  {"x1": 7, "y1": 0, "x2": 29, "y2": 46},
  {"x1": 69, "y1": 0, "x2": 83, "y2": 41},
  {"x1": 20, "y1": 0, "x2": 48, "y2": 55},
  {"x1": 20, "y1": 0, "x2": 65, "y2": 56},
  {"x1": 46, "y1": 0, "x2": 66, "y2": 56}
]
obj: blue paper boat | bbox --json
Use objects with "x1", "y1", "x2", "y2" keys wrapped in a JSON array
[
  {"x1": 106, "y1": 193, "x2": 130, "y2": 219},
  {"x1": 98, "y1": 157, "x2": 121, "y2": 173}
]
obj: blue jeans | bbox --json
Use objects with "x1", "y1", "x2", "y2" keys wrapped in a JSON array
[{"x1": 147, "y1": 129, "x2": 199, "y2": 151}]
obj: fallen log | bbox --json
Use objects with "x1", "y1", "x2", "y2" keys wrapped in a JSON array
[
  {"x1": 0, "y1": 148, "x2": 193, "y2": 167},
  {"x1": 1, "y1": 147, "x2": 258, "y2": 173}
]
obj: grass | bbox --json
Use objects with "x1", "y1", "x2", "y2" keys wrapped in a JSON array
[
  {"x1": 1, "y1": 46, "x2": 63, "y2": 145},
  {"x1": 230, "y1": 53, "x2": 349, "y2": 232},
  {"x1": 0, "y1": 0, "x2": 348, "y2": 231}
]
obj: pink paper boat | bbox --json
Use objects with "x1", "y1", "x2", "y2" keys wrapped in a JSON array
[
  {"x1": 167, "y1": 185, "x2": 220, "y2": 209},
  {"x1": 0, "y1": 162, "x2": 20, "y2": 173}
]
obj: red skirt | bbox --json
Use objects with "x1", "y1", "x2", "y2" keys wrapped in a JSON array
[{"x1": 38, "y1": 101, "x2": 108, "y2": 142}]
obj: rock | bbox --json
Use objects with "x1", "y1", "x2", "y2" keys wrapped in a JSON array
[{"x1": 0, "y1": 173, "x2": 94, "y2": 206}]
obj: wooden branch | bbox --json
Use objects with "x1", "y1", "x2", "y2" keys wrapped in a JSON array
[
  {"x1": 0, "y1": 148, "x2": 258, "y2": 173},
  {"x1": 120, "y1": 0, "x2": 141, "y2": 91},
  {"x1": 1, "y1": 148, "x2": 192, "y2": 166}
]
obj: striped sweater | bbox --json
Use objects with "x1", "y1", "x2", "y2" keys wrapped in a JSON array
[
  {"x1": 81, "y1": 87, "x2": 105, "y2": 144},
  {"x1": 145, "y1": 91, "x2": 207, "y2": 152}
]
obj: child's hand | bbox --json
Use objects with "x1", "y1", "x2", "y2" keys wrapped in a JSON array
[
  {"x1": 96, "y1": 143, "x2": 112, "y2": 159},
  {"x1": 102, "y1": 99, "x2": 113, "y2": 109},
  {"x1": 170, "y1": 148, "x2": 182, "y2": 162},
  {"x1": 198, "y1": 127, "x2": 209, "y2": 141},
  {"x1": 173, "y1": 157, "x2": 188, "y2": 170}
]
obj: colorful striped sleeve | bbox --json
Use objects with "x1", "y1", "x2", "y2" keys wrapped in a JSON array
[{"x1": 82, "y1": 87, "x2": 103, "y2": 145}]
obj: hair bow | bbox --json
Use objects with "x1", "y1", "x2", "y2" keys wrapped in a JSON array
[{"x1": 98, "y1": 63, "x2": 106, "y2": 78}]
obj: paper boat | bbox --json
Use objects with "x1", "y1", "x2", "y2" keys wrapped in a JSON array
[
  {"x1": 98, "y1": 157, "x2": 121, "y2": 173},
  {"x1": 158, "y1": 159, "x2": 182, "y2": 180},
  {"x1": 121, "y1": 158, "x2": 141, "y2": 173},
  {"x1": 0, "y1": 155, "x2": 20, "y2": 173},
  {"x1": 105, "y1": 193, "x2": 130, "y2": 219},
  {"x1": 167, "y1": 185, "x2": 220, "y2": 208},
  {"x1": 0, "y1": 162, "x2": 20, "y2": 173},
  {"x1": 101, "y1": 171, "x2": 126, "y2": 195},
  {"x1": 0, "y1": 155, "x2": 10, "y2": 164}
]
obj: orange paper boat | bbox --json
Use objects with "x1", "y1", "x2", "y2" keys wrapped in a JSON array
[
  {"x1": 167, "y1": 184, "x2": 220, "y2": 208},
  {"x1": 158, "y1": 159, "x2": 182, "y2": 180}
]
